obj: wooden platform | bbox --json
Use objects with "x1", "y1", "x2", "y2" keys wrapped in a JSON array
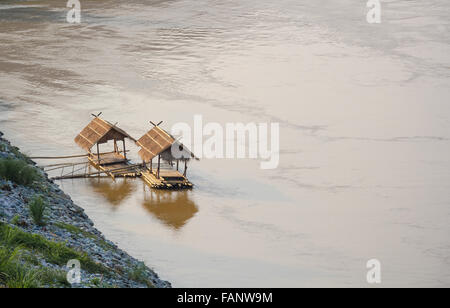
[
  {"x1": 46, "y1": 152, "x2": 194, "y2": 190},
  {"x1": 141, "y1": 169, "x2": 193, "y2": 189},
  {"x1": 88, "y1": 152, "x2": 138, "y2": 180},
  {"x1": 90, "y1": 152, "x2": 127, "y2": 165}
]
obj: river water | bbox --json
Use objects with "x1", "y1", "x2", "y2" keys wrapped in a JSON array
[{"x1": 1, "y1": 0, "x2": 450, "y2": 287}]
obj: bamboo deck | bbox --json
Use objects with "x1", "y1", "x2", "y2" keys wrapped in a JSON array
[
  {"x1": 41, "y1": 152, "x2": 194, "y2": 190},
  {"x1": 89, "y1": 152, "x2": 127, "y2": 165},
  {"x1": 141, "y1": 169, "x2": 193, "y2": 189},
  {"x1": 88, "y1": 152, "x2": 139, "y2": 180},
  {"x1": 87, "y1": 153, "x2": 193, "y2": 189}
]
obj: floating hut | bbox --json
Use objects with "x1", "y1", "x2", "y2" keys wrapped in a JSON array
[
  {"x1": 43, "y1": 116, "x2": 197, "y2": 190},
  {"x1": 136, "y1": 122, "x2": 197, "y2": 189},
  {"x1": 74, "y1": 114, "x2": 138, "y2": 179}
]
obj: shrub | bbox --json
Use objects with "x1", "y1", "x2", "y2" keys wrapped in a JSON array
[
  {"x1": 0, "y1": 158, "x2": 39, "y2": 186},
  {"x1": 0, "y1": 246, "x2": 22, "y2": 279},
  {"x1": 0, "y1": 246, "x2": 21, "y2": 286},
  {"x1": 0, "y1": 224, "x2": 21, "y2": 247},
  {"x1": 28, "y1": 196, "x2": 47, "y2": 227}
]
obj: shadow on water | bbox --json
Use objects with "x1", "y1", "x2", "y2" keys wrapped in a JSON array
[
  {"x1": 88, "y1": 177, "x2": 136, "y2": 207},
  {"x1": 142, "y1": 189, "x2": 198, "y2": 231}
]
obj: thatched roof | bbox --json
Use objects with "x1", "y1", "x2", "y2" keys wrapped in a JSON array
[
  {"x1": 136, "y1": 126, "x2": 197, "y2": 162},
  {"x1": 74, "y1": 117, "x2": 136, "y2": 152}
]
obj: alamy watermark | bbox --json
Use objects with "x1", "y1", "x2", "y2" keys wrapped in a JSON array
[
  {"x1": 66, "y1": 0, "x2": 81, "y2": 24},
  {"x1": 366, "y1": 0, "x2": 381, "y2": 24},
  {"x1": 170, "y1": 115, "x2": 280, "y2": 170},
  {"x1": 66, "y1": 259, "x2": 81, "y2": 284},
  {"x1": 366, "y1": 259, "x2": 381, "y2": 284}
]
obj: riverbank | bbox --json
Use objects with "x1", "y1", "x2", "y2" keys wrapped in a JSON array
[{"x1": 0, "y1": 131, "x2": 170, "y2": 288}]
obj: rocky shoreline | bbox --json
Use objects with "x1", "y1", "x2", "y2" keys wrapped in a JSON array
[{"x1": 0, "y1": 131, "x2": 171, "y2": 288}]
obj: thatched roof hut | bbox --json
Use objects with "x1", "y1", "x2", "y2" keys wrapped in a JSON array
[
  {"x1": 136, "y1": 124, "x2": 197, "y2": 178},
  {"x1": 74, "y1": 117, "x2": 136, "y2": 152},
  {"x1": 136, "y1": 125, "x2": 196, "y2": 163}
]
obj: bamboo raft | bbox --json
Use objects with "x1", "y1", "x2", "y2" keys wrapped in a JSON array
[
  {"x1": 87, "y1": 152, "x2": 137, "y2": 180},
  {"x1": 141, "y1": 170, "x2": 193, "y2": 189},
  {"x1": 47, "y1": 164, "x2": 193, "y2": 189},
  {"x1": 35, "y1": 114, "x2": 198, "y2": 190}
]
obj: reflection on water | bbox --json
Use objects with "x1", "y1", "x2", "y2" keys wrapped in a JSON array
[
  {"x1": 142, "y1": 189, "x2": 198, "y2": 230},
  {"x1": 87, "y1": 176, "x2": 198, "y2": 230},
  {"x1": 88, "y1": 177, "x2": 136, "y2": 207}
]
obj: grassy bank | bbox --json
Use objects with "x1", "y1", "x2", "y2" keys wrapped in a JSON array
[{"x1": 0, "y1": 132, "x2": 169, "y2": 288}]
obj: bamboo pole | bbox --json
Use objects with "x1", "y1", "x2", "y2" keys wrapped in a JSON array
[
  {"x1": 31, "y1": 150, "x2": 129, "y2": 160},
  {"x1": 157, "y1": 155, "x2": 161, "y2": 179},
  {"x1": 41, "y1": 161, "x2": 88, "y2": 169},
  {"x1": 97, "y1": 144, "x2": 100, "y2": 163},
  {"x1": 30, "y1": 154, "x2": 89, "y2": 159},
  {"x1": 52, "y1": 164, "x2": 142, "y2": 180}
]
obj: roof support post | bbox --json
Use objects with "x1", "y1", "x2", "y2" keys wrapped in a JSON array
[
  {"x1": 150, "y1": 159, "x2": 153, "y2": 173},
  {"x1": 122, "y1": 140, "x2": 126, "y2": 159},
  {"x1": 176, "y1": 160, "x2": 179, "y2": 171},
  {"x1": 184, "y1": 160, "x2": 187, "y2": 177},
  {"x1": 114, "y1": 139, "x2": 118, "y2": 153},
  {"x1": 96, "y1": 143, "x2": 100, "y2": 164},
  {"x1": 157, "y1": 155, "x2": 161, "y2": 179}
]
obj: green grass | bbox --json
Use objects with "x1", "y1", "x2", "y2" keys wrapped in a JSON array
[
  {"x1": 10, "y1": 215, "x2": 20, "y2": 226},
  {"x1": 39, "y1": 267, "x2": 71, "y2": 288},
  {"x1": 0, "y1": 246, "x2": 41, "y2": 288},
  {"x1": 0, "y1": 222, "x2": 110, "y2": 276},
  {"x1": 0, "y1": 220, "x2": 153, "y2": 288},
  {"x1": 0, "y1": 158, "x2": 39, "y2": 186},
  {"x1": 89, "y1": 276, "x2": 116, "y2": 288},
  {"x1": 28, "y1": 196, "x2": 47, "y2": 227},
  {"x1": 9, "y1": 146, "x2": 33, "y2": 164},
  {"x1": 0, "y1": 246, "x2": 72, "y2": 288},
  {"x1": 90, "y1": 277, "x2": 101, "y2": 287},
  {"x1": 21, "y1": 251, "x2": 40, "y2": 266},
  {"x1": 0, "y1": 246, "x2": 21, "y2": 284},
  {"x1": 127, "y1": 262, "x2": 154, "y2": 288},
  {"x1": 4, "y1": 264, "x2": 41, "y2": 288}
]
